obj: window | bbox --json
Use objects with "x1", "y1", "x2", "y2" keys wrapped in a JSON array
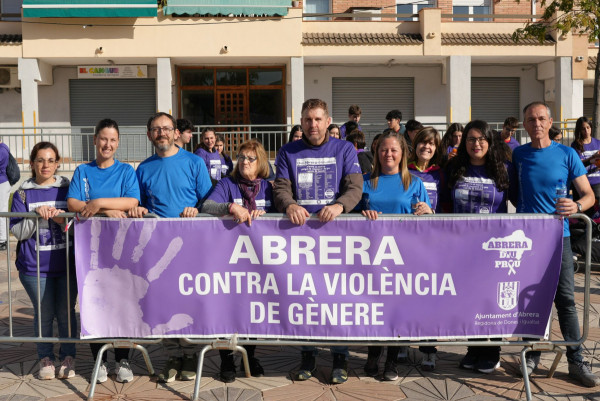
[
  {"x1": 352, "y1": 8, "x2": 381, "y2": 21},
  {"x1": 304, "y1": 0, "x2": 329, "y2": 21},
  {"x1": 453, "y1": 0, "x2": 490, "y2": 21},
  {"x1": 1, "y1": 0, "x2": 22, "y2": 20},
  {"x1": 396, "y1": 0, "x2": 435, "y2": 22}
]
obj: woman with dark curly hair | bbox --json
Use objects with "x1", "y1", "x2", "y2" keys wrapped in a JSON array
[{"x1": 444, "y1": 119, "x2": 517, "y2": 373}]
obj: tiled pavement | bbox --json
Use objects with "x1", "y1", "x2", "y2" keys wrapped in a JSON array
[{"x1": 2, "y1": 240, "x2": 600, "y2": 400}]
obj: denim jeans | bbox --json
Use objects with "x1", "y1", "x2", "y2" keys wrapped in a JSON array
[
  {"x1": 19, "y1": 271, "x2": 78, "y2": 361},
  {"x1": 527, "y1": 237, "x2": 582, "y2": 363}
]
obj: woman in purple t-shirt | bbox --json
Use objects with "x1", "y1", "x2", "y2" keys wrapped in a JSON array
[
  {"x1": 10, "y1": 142, "x2": 76, "y2": 381},
  {"x1": 571, "y1": 116, "x2": 600, "y2": 198},
  {"x1": 444, "y1": 120, "x2": 516, "y2": 374},
  {"x1": 201, "y1": 139, "x2": 273, "y2": 382},
  {"x1": 214, "y1": 134, "x2": 233, "y2": 177},
  {"x1": 441, "y1": 122, "x2": 463, "y2": 164},
  {"x1": 194, "y1": 127, "x2": 222, "y2": 182}
]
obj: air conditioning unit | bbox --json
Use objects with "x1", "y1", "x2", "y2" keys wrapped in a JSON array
[{"x1": 0, "y1": 67, "x2": 19, "y2": 88}]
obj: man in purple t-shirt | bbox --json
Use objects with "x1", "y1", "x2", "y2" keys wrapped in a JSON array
[
  {"x1": 274, "y1": 98, "x2": 363, "y2": 385},
  {"x1": 500, "y1": 116, "x2": 520, "y2": 151}
]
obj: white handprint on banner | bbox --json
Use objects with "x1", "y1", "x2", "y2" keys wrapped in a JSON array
[{"x1": 81, "y1": 219, "x2": 192, "y2": 337}]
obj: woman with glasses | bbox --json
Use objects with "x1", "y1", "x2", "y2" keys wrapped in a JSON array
[
  {"x1": 11, "y1": 142, "x2": 75, "y2": 380},
  {"x1": 201, "y1": 139, "x2": 273, "y2": 382},
  {"x1": 443, "y1": 119, "x2": 516, "y2": 373},
  {"x1": 67, "y1": 118, "x2": 140, "y2": 384}
]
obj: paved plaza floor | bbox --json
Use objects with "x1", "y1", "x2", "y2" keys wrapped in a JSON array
[{"x1": 1, "y1": 240, "x2": 600, "y2": 400}]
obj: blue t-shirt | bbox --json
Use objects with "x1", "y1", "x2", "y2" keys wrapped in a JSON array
[
  {"x1": 67, "y1": 159, "x2": 140, "y2": 202},
  {"x1": 360, "y1": 173, "x2": 430, "y2": 214},
  {"x1": 136, "y1": 148, "x2": 212, "y2": 217},
  {"x1": 571, "y1": 137, "x2": 600, "y2": 186},
  {"x1": 194, "y1": 147, "x2": 222, "y2": 181},
  {"x1": 275, "y1": 137, "x2": 362, "y2": 213},
  {"x1": 513, "y1": 141, "x2": 587, "y2": 237},
  {"x1": 408, "y1": 164, "x2": 441, "y2": 212},
  {"x1": 208, "y1": 176, "x2": 274, "y2": 212}
]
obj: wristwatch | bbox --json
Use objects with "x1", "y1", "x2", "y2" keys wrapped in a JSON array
[{"x1": 575, "y1": 201, "x2": 583, "y2": 213}]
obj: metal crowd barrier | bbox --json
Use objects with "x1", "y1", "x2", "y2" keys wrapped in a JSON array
[
  {"x1": 0, "y1": 212, "x2": 593, "y2": 401},
  {"x1": 0, "y1": 121, "x2": 578, "y2": 172}
]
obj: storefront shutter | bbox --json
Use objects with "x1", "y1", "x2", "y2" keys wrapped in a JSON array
[
  {"x1": 69, "y1": 78, "x2": 156, "y2": 162},
  {"x1": 471, "y1": 77, "x2": 520, "y2": 125}
]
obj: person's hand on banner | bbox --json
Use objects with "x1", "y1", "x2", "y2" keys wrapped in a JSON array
[{"x1": 128, "y1": 206, "x2": 148, "y2": 218}]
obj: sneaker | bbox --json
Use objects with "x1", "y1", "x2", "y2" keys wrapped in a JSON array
[
  {"x1": 115, "y1": 359, "x2": 134, "y2": 383},
  {"x1": 568, "y1": 361, "x2": 600, "y2": 387},
  {"x1": 476, "y1": 357, "x2": 500, "y2": 374},
  {"x1": 397, "y1": 346, "x2": 408, "y2": 363},
  {"x1": 219, "y1": 354, "x2": 236, "y2": 383},
  {"x1": 0, "y1": 242, "x2": 7, "y2": 251},
  {"x1": 520, "y1": 353, "x2": 540, "y2": 377},
  {"x1": 421, "y1": 353, "x2": 436, "y2": 372},
  {"x1": 38, "y1": 357, "x2": 55, "y2": 380},
  {"x1": 57, "y1": 356, "x2": 75, "y2": 379},
  {"x1": 296, "y1": 351, "x2": 316, "y2": 381},
  {"x1": 180, "y1": 354, "x2": 197, "y2": 381},
  {"x1": 364, "y1": 349, "x2": 381, "y2": 377},
  {"x1": 96, "y1": 362, "x2": 108, "y2": 384},
  {"x1": 459, "y1": 348, "x2": 479, "y2": 370},
  {"x1": 383, "y1": 360, "x2": 398, "y2": 381},
  {"x1": 158, "y1": 357, "x2": 181, "y2": 383},
  {"x1": 330, "y1": 353, "x2": 348, "y2": 384}
]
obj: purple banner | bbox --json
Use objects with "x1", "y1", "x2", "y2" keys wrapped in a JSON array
[{"x1": 74, "y1": 215, "x2": 563, "y2": 340}]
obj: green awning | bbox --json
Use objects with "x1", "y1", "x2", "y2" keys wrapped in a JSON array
[
  {"x1": 22, "y1": 0, "x2": 158, "y2": 18},
  {"x1": 164, "y1": 0, "x2": 289, "y2": 17}
]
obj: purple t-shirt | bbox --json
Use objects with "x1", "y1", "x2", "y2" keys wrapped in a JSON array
[
  {"x1": 572, "y1": 138, "x2": 600, "y2": 186},
  {"x1": 408, "y1": 165, "x2": 442, "y2": 212},
  {"x1": 451, "y1": 164, "x2": 509, "y2": 214},
  {"x1": 10, "y1": 183, "x2": 72, "y2": 277},
  {"x1": 194, "y1": 148, "x2": 222, "y2": 181},
  {"x1": 207, "y1": 176, "x2": 274, "y2": 212},
  {"x1": 505, "y1": 137, "x2": 520, "y2": 151},
  {"x1": 0, "y1": 143, "x2": 9, "y2": 184},
  {"x1": 276, "y1": 137, "x2": 362, "y2": 213}
]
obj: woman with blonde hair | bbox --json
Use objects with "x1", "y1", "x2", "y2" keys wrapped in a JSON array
[{"x1": 358, "y1": 130, "x2": 432, "y2": 380}]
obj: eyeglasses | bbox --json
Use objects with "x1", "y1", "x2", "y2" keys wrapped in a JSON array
[
  {"x1": 150, "y1": 126, "x2": 175, "y2": 135},
  {"x1": 237, "y1": 155, "x2": 257, "y2": 163},
  {"x1": 466, "y1": 137, "x2": 488, "y2": 144},
  {"x1": 34, "y1": 158, "x2": 57, "y2": 164}
]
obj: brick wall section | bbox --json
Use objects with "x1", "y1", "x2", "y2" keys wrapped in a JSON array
[
  {"x1": 493, "y1": 0, "x2": 536, "y2": 22},
  {"x1": 437, "y1": 0, "x2": 453, "y2": 21},
  {"x1": 331, "y1": 0, "x2": 397, "y2": 21},
  {"x1": 301, "y1": 1, "x2": 549, "y2": 23}
]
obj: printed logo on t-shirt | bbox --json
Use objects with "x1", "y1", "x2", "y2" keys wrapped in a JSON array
[{"x1": 295, "y1": 157, "x2": 339, "y2": 206}]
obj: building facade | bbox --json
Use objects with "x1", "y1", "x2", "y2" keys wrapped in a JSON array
[{"x1": 0, "y1": 0, "x2": 596, "y2": 160}]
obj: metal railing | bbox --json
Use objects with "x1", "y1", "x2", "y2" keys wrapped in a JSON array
[
  {"x1": 0, "y1": 211, "x2": 593, "y2": 401},
  {"x1": 0, "y1": 121, "x2": 578, "y2": 174}
]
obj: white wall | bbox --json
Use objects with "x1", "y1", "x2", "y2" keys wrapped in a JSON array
[{"x1": 0, "y1": 89, "x2": 22, "y2": 126}]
